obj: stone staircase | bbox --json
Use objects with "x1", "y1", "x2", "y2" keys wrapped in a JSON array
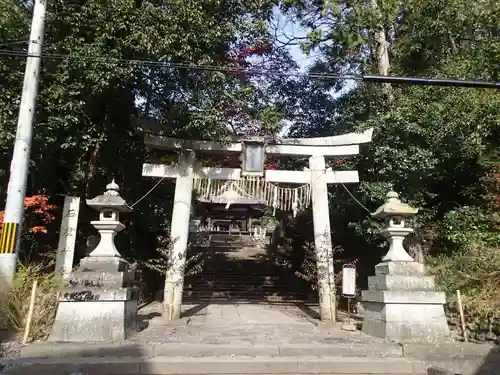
[
  {"x1": 12, "y1": 342, "x2": 431, "y2": 375},
  {"x1": 184, "y1": 234, "x2": 315, "y2": 304},
  {"x1": 12, "y1": 337, "x2": 499, "y2": 375},
  {"x1": 13, "y1": 334, "x2": 500, "y2": 375}
]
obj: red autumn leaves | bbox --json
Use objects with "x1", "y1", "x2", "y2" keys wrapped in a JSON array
[
  {"x1": 226, "y1": 43, "x2": 271, "y2": 79},
  {"x1": 0, "y1": 195, "x2": 57, "y2": 234}
]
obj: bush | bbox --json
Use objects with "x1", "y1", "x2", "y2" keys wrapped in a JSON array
[
  {"x1": 428, "y1": 242, "x2": 500, "y2": 322},
  {"x1": 139, "y1": 234, "x2": 204, "y2": 278},
  {"x1": 294, "y1": 240, "x2": 353, "y2": 290},
  {"x1": 440, "y1": 206, "x2": 500, "y2": 250},
  {"x1": 0, "y1": 262, "x2": 60, "y2": 342}
]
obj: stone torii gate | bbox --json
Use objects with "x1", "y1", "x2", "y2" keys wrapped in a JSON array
[{"x1": 142, "y1": 129, "x2": 373, "y2": 321}]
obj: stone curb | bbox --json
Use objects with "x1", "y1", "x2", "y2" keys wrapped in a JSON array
[
  {"x1": 401, "y1": 342, "x2": 495, "y2": 359},
  {"x1": 19, "y1": 342, "x2": 404, "y2": 359},
  {"x1": 1, "y1": 356, "x2": 427, "y2": 375}
]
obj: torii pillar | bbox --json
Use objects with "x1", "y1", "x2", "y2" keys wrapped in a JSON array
[
  {"x1": 310, "y1": 155, "x2": 336, "y2": 322},
  {"x1": 164, "y1": 150, "x2": 195, "y2": 321}
]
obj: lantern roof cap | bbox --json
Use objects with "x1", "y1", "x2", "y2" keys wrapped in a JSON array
[
  {"x1": 371, "y1": 191, "x2": 418, "y2": 219},
  {"x1": 86, "y1": 179, "x2": 132, "y2": 213}
]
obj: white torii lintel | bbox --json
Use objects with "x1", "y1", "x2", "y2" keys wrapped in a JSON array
[
  {"x1": 143, "y1": 128, "x2": 373, "y2": 157},
  {"x1": 142, "y1": 163, "x2": 359, "y2": 184},
  {"x1": 134, "y1": 116, "x2": 373, "y2": 146}
]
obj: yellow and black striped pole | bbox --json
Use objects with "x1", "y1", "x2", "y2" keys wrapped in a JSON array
[{"x1": 0, "y1": 223, "x2": 19, "y2": 255}]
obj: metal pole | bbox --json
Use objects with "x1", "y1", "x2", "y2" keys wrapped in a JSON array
[{"x1": 0, "y1": 0, "x2": 47, "y2": 286}]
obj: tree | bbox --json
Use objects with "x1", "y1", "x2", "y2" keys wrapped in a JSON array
[
  {"x1": 278, "y1": 0, "x2": 500, "y2": 278},
  {"x1": 0, "y1": 0, "x2": 303, "y2": 269}
]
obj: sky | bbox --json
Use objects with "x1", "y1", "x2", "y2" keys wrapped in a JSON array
[
  {"x1": 274, "y1": 10, "x2": 315, "y2": 72},
  {"x1": 276, "y1": 10, "x2": 356, "y2": 92},
  {"x1": 275, "y1": 11, "x2": 355, "y2": 136}
]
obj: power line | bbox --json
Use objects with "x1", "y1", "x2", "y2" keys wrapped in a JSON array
[
  {"x1": 0, "y1": 50, "x2": 499, "y2": 89},
  {"x1": 0, "y1": 40, "x2": 28, "y2": 47},
  {"x1": 128, "y1": 176, "x2": 166, "y2": 208},
  {"x1": 0, "y1": 50, "x2": 360, "y2": 81}
]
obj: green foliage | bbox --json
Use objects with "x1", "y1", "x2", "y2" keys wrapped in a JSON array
[
  {"x1": 428, "y1": 242, "x2": 500, "y2": 319},
  {"x1": 141, "y1": 234, "x2": 204, "y2": 278},
  {"x1": 440, "y1": 207, "x2": 500, "y2": 251},
  {"x1": 0, "y1": 262, "x2": 60, "y2": 342},
  {"x1": 0, "y1": 0, "x2": 296, "y2": 267},
  {"x1": 278, "y1": 0, "x2": 500, "y2": 317}
]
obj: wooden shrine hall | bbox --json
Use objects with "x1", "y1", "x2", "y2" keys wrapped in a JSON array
[{"x1": 193, "y1": 199, "x2": 265, "y2": 234}]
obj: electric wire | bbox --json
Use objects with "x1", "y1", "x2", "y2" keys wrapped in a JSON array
[
  {"x1": 339, "y1": 182, "x2": 372, "y2": 214},
  {"x1": 0, "y1": 49, "x2": 498, "y2": 88},
  {"x1": 0, "y1": 49, "x2": 361, "y2": 81},
  {"x1": 128, "y1": 176, "x2": 166, "y2": 208}
]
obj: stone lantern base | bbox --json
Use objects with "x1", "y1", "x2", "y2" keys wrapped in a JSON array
[
  {"x1": 361, "y1": 261, "x2": 450, "y2": 342},
  {"x1": 50, "y1": 256, "x2": 139, "y2": 342}
]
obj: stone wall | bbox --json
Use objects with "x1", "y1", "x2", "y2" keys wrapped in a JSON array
[{"x1": 445, "y1": 303, "x2": 500, "y2": 344}]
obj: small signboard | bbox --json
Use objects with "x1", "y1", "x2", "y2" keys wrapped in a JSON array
[{"x1": 341, "y1": 264, "x2": 357, "y2": 297}]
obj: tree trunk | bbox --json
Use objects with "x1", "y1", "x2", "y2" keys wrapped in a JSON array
[
  {"x1": 405, "y1": 232, "x2": 425, "y2": 265},
  {"x1": 82, "y1": 142, "x2": 101, "y2": 198},
  {"x1": 368, "y1": 0, "x2": 392, "y2": 97}
]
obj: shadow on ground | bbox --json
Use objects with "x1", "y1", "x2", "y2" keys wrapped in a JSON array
[
  {"x1": 408, "y1": 342, "x2": 500, "y2": 375},
  {"x1": 469, "y1": 346, "x2": 500, "y2": 375},
  {"x1": 0, "y1": 330, "x2": 15, "y2": 359}
]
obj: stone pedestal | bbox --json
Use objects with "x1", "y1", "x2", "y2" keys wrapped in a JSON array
[
  {"x1": 50, "y1": 256, "x2": 138, "y2": 342},
  {"x1": 361, "y1": 261, "x2": 450, "y2": 342}
]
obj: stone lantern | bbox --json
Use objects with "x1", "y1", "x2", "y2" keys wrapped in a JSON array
[
  {"x1": 86, "y1": 179, "x2": 131, "y2": 258},
  {"x1": 361, "y1": 191, "x2": 450, "y2": 342},
  {"x1": 371, "y1": 191, "x2": 418, "y2": 263},
  {"x1": 50, "y1": 180, "x2": 138, "y2": 342}
]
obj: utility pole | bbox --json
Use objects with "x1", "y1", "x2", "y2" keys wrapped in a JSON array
[{"x1": 0, "y1": 0, "x2": 47, "y2": 287}]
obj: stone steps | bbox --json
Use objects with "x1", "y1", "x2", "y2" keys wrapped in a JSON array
[
  {"x1": 182, "y1": 293, "x2": 312, "y2": 303},
  {"x1": 188, "y1": 273, "x2": 283, "y2": 280},
  {"x1": 183, "y1": 284, "x2": 302, "y2": 291},
  {"x1": 9, "y1": 342, "x2": 428, "y2": 375},
  {"x1": 19, "y1": 342, "x2": 406, "y2": 358},
  {"x1": 191, "y1": 266, "x2": 281, "y2": 273},
  {"x1": 183, "y1": 277, "x2": 312, "y2": 302},
  {"x1": 184, "y1": 240, "x2": 313, "y2": 304},
  {"x1": 1, "y1": 356, "x2": 427, "y2": 375}
]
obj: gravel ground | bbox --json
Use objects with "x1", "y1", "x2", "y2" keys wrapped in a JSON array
[
  {"x1": 0, "y1": 342, "x2": 21, "y2": 358},
  {"x1": 0, "y1": 331, "x2": 21, "y2": 359}
]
